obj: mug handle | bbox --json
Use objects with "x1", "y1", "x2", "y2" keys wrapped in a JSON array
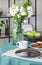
[{"x1": 16, "y1": 42, "x2": 19, "y2": 47}]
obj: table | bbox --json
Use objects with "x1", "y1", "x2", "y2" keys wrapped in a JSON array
[{"x1": 0, "y1": 41, "x2": 42, "y2": 65}]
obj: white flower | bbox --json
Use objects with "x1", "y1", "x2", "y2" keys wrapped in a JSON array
[
  {"x1": 27, "y1": 6, "x2": 33, "y2": 17},
  {"x1": 10, "y1": 5, "x2": 19, "y2": 16},
  {"x1": 27, "y1": 6, "x2": 32, "y2": 11},
  {"x1": 20, "y1": 11, "x2": 26, "y2": 16},
  {"x1": 15, "y1": 6, "x2": 19, "y2": 13},
  {"x1": 28, "y1": 11, "x2": 33, "y2": 17},
  {"x1": 20, "y1": 6, "x2": 26, "y2": 16},
  {"x1": 20, "y1": 6, "x2": 24, "y2": 12}
]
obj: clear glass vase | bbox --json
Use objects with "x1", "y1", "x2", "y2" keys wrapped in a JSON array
[
  {"x1": 12, "y1": 22, "x2": 24, "y2": 45},
  {"x1": 16, "y1": 23, "x2": 24, "y2": 41}
]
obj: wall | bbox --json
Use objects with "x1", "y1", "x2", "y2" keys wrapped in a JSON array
[{"x1": 0, "y1": 0, "x2": 42, "y2": 46}]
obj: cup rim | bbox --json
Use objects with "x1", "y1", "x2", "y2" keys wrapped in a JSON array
[{"x1": 20, "y1": 40, "x2": 28, "y2": 43}]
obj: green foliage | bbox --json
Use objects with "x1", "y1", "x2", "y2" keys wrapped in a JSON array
[
  {"x1": 14, "y1": 15, "x2": 18, "y2": 21},
  {"x1": 27, "y1": 0, "x2": 31, "y2": 6},
  {"x1": 14, "y1": 15, "x2": 25, "y2": 24},
  {"x1": 0, "y1": 23, "x2": 3, "y2": 27},
  {"x1": 0, "y1": 20, "x2": 5, "y2": 29},
  {"x1": 23, "y1": 0, "x2": 31, "y2": 8},
  {"x1": 1, "y1": 20, "x2": 5, "y2": 24}
]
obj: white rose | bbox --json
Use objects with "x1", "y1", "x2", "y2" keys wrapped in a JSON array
[
  {"x1": 28, "y1": 11, "x2": 33, "y2": 17},
  {"x1": 27, "y1": 6, "x2": 32, "y2": 11},
  {"x1": 10, "y1": 6, "x2": 19, "y2": 16},
  {"x1": 27, "y1": 6, "x2": 33, "y2": 17},
  {"x1": 20, "y1": 11, "x2": 26, "y2": 16},
  {"x1": 15, "y1": 6, "x2": 19, "y2": 12},
  {"x1": 20, "y1": 6, "x2": 26, "y2": 16},
  {"x1": 20, "y1": 7, "x2": 24, "y2": 12},
  {"x1": 10, "y1": 7, "x2": 16, "y2": 16}
]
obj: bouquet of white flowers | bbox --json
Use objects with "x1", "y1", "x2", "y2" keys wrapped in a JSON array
[
  {"x1": 10, "y1": 0, "x2": 33, "y2": 41},
  {"x1": 10, "y1": 0, "x2": 33, "y2": 18}
]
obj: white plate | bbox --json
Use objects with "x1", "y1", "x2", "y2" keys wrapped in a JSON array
[{"x1": 30, "y1": 43, "x2": 42, "y2": 51}]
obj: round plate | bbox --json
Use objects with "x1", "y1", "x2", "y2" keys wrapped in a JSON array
[
  {"x1": 30, "y1": 43, "x2": 42, "y2": 51},
  {"x1": 15, "y1": 49, "x2": 41, "y2": 58}
]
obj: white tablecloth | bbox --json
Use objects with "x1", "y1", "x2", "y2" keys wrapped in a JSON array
[{"x1": 2, "y1": 48, "x2": 42, "y2": 63}]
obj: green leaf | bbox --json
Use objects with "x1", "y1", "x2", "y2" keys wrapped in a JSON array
[
  {"x1": 0, "y1": 23, "x2": 3, "y2": 27},
  {"x1": 23, "y1": 0, "x2": 31, "y2": 8},
  {"x1": 14, "y1": 15, "x2": 18, "y2": 20},
  {"x1": 23, "y1": 2, "x2": 28, "y2": 8},
  {"x1": 28, "y1": 0, "x2": 31, "y2": 5},
  {"x1": 1, "y1": 20, "x2": 5, "y2": 24}
]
